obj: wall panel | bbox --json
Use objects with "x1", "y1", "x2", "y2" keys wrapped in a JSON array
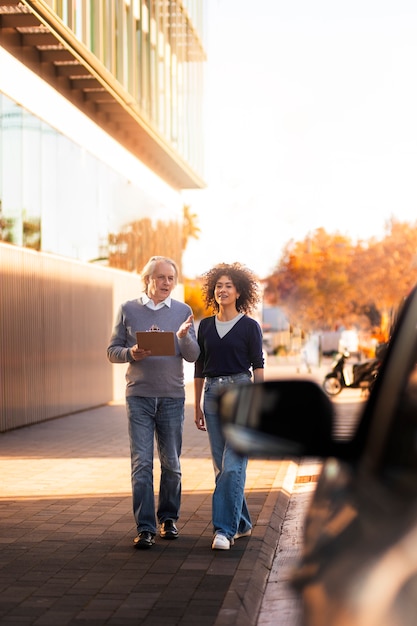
[{"x1": 0, "y1": 244, "x2": 141, "y2": 432}]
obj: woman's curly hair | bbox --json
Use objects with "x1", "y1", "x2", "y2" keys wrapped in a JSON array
[{"x1": 201, "y1": 262, "x2": 261, "y2": 314}]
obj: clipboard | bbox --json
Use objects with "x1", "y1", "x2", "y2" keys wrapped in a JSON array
[{"x1": 135, "y1": 331, "x2": 176, "y2": 356}]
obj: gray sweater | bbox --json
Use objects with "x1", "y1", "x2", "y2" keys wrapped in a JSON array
[{"x1": 107, "y1": 298, "x2": 200, "y2": 398}]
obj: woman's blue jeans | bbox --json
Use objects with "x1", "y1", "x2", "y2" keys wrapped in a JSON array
[
  {"x1": 203, "y1": 374, "x2": 252, "y2": 540},
  {"x1": 126, "y1": 396, "x2": 184, "y2": 535}
]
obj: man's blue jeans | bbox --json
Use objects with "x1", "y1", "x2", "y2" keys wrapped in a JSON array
[
  {"x1": 203, "y1": 374, "x2": 252, "y2": 540},
  {"x1": 126, "y1": 396, "x2": 184, "y2": 535}
]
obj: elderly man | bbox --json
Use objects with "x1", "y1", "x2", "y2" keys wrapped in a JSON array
[{"x1": 107, "y1": 256, "x2": 200, "y2": 549}]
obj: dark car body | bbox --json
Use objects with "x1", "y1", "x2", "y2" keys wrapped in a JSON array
[{"x1": 218, "y1": 285, "x2": 417, "y2": 626}]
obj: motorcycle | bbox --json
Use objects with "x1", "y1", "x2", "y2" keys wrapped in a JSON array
[{"x1": 322, "y1": 350, "x2": 381, "y2": 396}]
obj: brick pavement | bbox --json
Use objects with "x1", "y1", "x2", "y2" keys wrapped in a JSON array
[{"x1": 0, "y1": 368, "x2": 302, "y2": 626}]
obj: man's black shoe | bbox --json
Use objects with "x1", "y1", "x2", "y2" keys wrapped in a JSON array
[
  {"x1": 133, "y1": 531, "x2": 155, "y2": 549},
  {"x1": 160, "y1": 519, "x2": 179, "y2": 539}
]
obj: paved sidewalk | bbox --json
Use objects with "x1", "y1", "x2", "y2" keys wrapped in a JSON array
[{"x1": 0, "y1": 372, "x2": 301, "y2": 626}]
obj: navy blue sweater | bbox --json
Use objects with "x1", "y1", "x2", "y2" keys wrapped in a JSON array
[{"x1": 194, "y1": 315, "x2": 264, "y2": 379}]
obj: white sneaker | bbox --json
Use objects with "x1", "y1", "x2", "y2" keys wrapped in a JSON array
[
  {"x1": 234, "y1": 528, "x2": 252, "y2": 540},
  {"x1": 212, "y1": 533, "x2": 231, "y2": 550}
]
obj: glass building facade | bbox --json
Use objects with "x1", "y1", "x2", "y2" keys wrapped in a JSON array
[
  {"x1": 0, "y1": 0, "x2": 207, "y2": 430},
  {"x1": 0, "y1": 0, "x2": 206, "y2": 270},
  {"x1": 46, "y1": 0, "x2": 206, "y2": 174},
  {"x1": 0, "y1": 88, "x2": 183, "y2": 266}
]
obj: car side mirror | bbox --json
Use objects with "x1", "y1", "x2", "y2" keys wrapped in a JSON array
[{"x1": 218, "y1": 379, "x2": 336, "y2": 458}]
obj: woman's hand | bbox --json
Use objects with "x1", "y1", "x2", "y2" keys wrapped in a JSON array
[{"x1": 194, "y1": 408, "x2": 207, "y2": 431}]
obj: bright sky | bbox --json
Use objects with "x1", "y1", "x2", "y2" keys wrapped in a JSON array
[{"x1": 182, "y1": 0, "x2": 417, "y2": 279}]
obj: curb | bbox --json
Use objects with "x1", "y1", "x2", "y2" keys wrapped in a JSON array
[{"x1": 214, "y1": 460, "x2": 299, "y2": 626}]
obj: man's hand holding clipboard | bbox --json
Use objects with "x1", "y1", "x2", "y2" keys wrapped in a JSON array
[{"x1": 130, "y1": 315, "x2": 194, "y2": 360}]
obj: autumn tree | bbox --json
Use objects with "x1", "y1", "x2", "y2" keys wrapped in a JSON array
[
  {"x1": 184, "y1": 278, "x2": 210, "y2": 320},
  {"x1": 182, "y1": 204, "x2": 200, "y2": 251},
  {"x1": 108, "y1": 217, "x2": 182, "y2": 275},
  {"x1": 264, "y1": 229, "x2": 356, "y2": 330},
  {"x1": 264, "y1": 220, "x2": 417, "y2": 334},
  {"x1": 351, "y1": 218, "x2": 417, "y2": 314},
  {"x1": 107, "y1": 205, "x2": 200, "y2": 279}
]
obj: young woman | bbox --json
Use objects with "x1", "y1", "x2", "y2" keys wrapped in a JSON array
[{"x1": 194, "y1": 262, "x2": 264, "y2": 550}]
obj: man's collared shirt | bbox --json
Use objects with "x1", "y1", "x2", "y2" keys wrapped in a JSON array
[{"x1": 141, "y1": 294, "x2": 172, "y2": 311}]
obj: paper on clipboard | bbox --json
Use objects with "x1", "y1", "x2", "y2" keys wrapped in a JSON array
[{"x1": 135, "y1": 331, "x2": 176, "y2": 356}]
